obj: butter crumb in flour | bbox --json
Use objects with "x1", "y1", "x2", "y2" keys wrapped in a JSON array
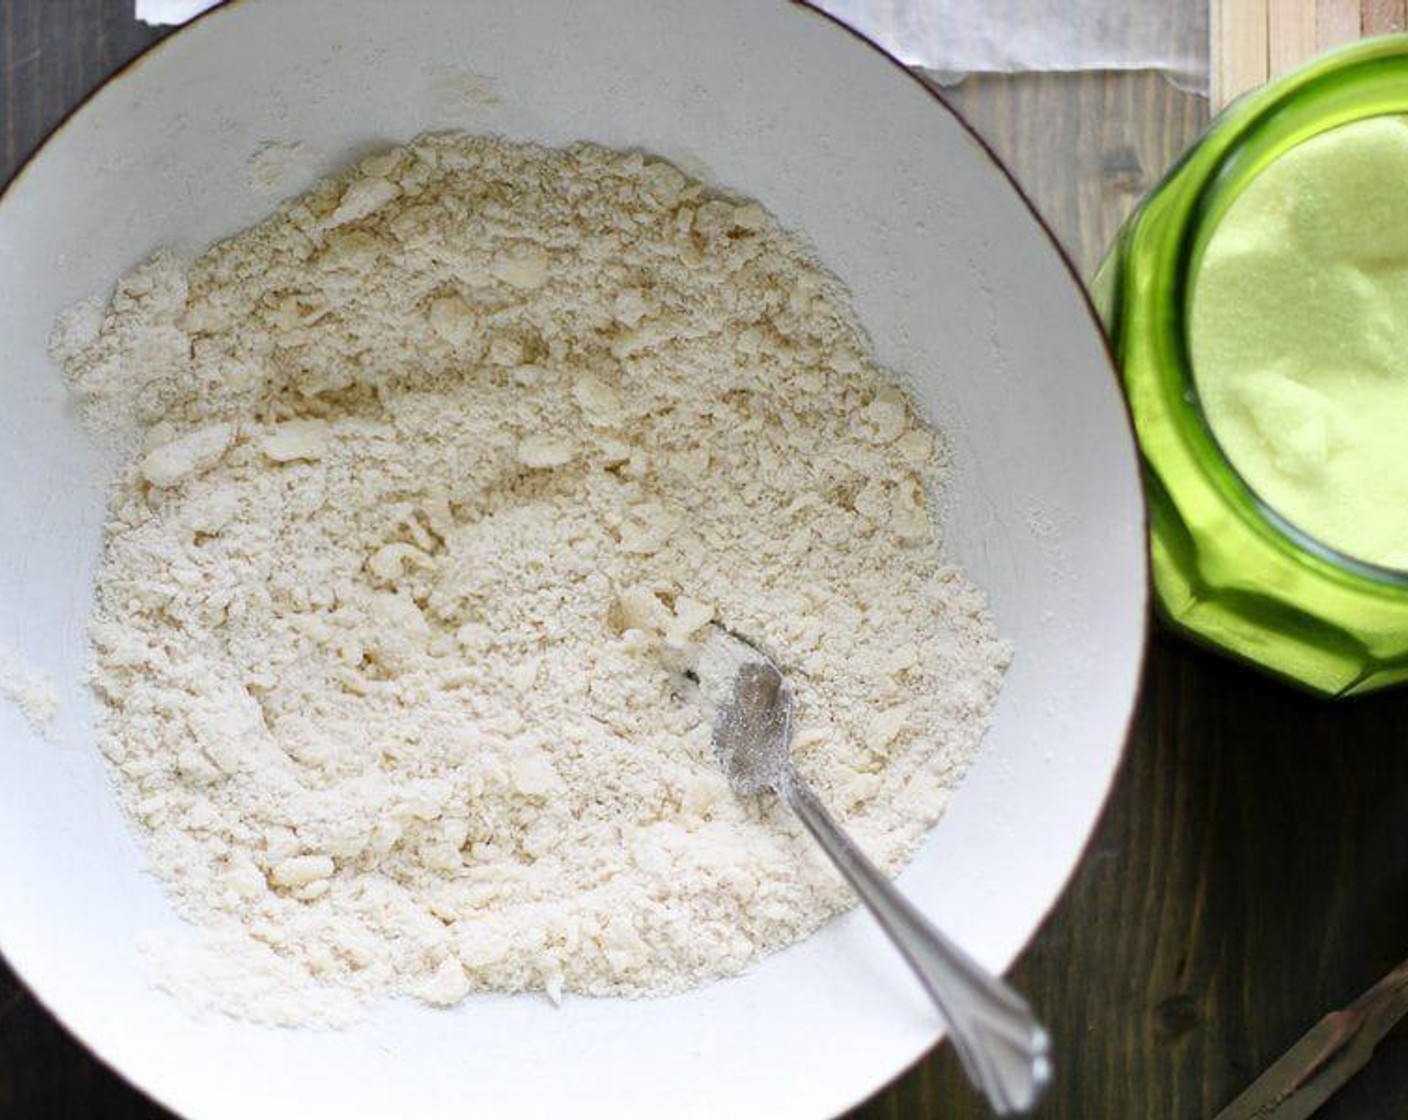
[
  {"x1": 0, "y1": 644, "x2": 60, "y2": 740},
  {"x1": 53, "y1": 134, "x2": 1009, "y2": 1025}
]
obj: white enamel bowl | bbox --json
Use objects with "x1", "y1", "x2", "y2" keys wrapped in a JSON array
[{"x1": 0, "y1": 2, "x2": 1147, "y2": 1117}]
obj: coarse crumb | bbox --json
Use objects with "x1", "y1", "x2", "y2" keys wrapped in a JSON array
[
  {"x1": 0, "y1": 643, "x2": 60, "y2": 740},
  {"x1": 53, "y1": 133, "x2": 1009, "y2": 1025}
]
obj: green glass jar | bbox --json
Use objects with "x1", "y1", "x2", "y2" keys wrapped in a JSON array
[{"x1": 1093, "y1": 36, "x2": 1408, "y2": 697}]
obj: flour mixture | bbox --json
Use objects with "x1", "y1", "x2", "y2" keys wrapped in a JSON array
[{"x1": 53, "y1": 134, "x2": 1009, "y2": 1023}]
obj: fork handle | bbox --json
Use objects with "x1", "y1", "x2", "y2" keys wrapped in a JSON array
[{"x1": 779, "y1": 768, "x2": 1051, "y2": 1115}]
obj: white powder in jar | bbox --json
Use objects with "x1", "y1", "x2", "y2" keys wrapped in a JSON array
[{"x1": 52, "y1": 133, "x2": 1009, "y2": 1023}]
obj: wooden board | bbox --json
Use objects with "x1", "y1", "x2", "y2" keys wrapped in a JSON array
[{"x1": 1213, "y1": 0, "x2": 1408, "y2": 109}]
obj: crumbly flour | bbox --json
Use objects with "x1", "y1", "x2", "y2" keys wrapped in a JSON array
[
  {"x1": 52, "y1": 134, "x2": 1009, "y2": 1024},
  {"x1": 0, "y1": 643, "x2": 59, "y2": 740}
]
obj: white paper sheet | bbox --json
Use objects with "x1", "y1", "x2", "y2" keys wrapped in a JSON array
[
  {"x1": 136, "y1": 0, "x2": 1209, "y2": 92},
  {"x1": 134, "y1": 0, "x2": 218, "y2": 26},
  {"x1": 820, "y1": 0, "x2": 1208, "y2": 90}
]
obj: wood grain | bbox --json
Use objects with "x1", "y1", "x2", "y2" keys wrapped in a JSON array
[
  {"x1": 1269, "y1": 0, "x2": 1321, "y2": 75},
  {"x1": 1212, "y1": 0, "x2": 1408, "y2": 110},
  {"x1": 1317, "y1": 0, "x2": 1366, "y2": 49},
  {"x1": 4, "y1": 6, "x2": 1408, "y2": 1120},
  {"x1": 932, "y1": 70, "x2": 1208, "y2": 278},
  {"x1": 1362, "y1": 0, "x2": 1408, "y2": 34},
  {"x1": 1212, "y1": 0, "x2": 1270, "y2": 110}
]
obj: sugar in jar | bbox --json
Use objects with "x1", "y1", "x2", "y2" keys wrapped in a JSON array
[{"x1": 1095, "y1": 37, "x2": 1408, "y2": 696}]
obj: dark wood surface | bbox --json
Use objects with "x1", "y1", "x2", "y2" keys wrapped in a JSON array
[{"x1": 3, "y1": 3, "x2": 1408, "y2": 1118}]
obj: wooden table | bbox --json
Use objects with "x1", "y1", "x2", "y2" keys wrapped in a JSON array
[{"x1": 3, "y1": 4, "x2": 1408, "y2": 1118}]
